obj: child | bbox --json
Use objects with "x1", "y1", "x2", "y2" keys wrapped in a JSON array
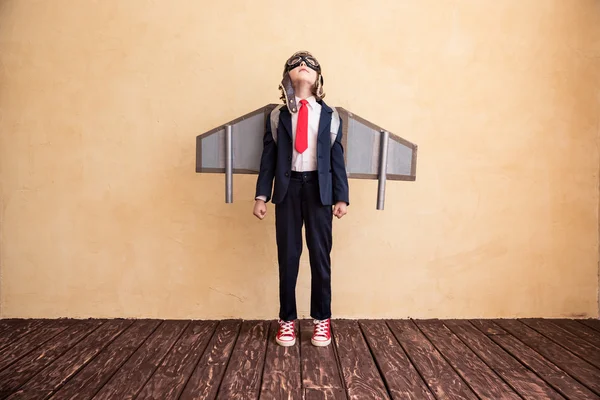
[{"x1": 253, "y1": 51, "x2": 349, "y2": 347}]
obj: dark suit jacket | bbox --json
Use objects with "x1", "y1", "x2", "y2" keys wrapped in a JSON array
[{"x1": 255, "y1": 100, "x2": 350, "y2": 206}]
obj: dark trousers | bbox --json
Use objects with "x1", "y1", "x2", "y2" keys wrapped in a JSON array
[{"x1": 276, "y1": 171, "x2": 332, "y2": 321}]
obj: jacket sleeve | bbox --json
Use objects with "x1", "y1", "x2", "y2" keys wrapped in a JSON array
[
  {"x1": 331, "y1": 118, "x2": 350, "y2": 205},
  {"x1": 255, "y1": 113, "x2": 277, "y2": 202}
]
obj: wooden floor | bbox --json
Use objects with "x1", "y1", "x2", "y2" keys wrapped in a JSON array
[{"x1": 0, "y1": 319, "x2": 599, "y2": 399}]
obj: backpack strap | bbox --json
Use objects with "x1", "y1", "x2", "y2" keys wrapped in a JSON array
[
  {"x1": 330, "y1": 107, "x2": 340, "y2": 148},
  {"x1": 269, "y1": 104, "x2": 284, "y2": 144}
]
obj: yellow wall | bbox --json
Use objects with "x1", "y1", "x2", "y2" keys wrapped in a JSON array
[{"x1": 1, "y1": 0, "x2": 599, "y2": 319}]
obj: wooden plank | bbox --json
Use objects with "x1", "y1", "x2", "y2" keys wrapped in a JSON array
[
  {"x1": 494, "y1": 319, "x2": 600, "y2": 396},
  {"x1": 416, "y1": 320, "x2": 521, "y2": 399},
  {"x1": 217, "y1": 320, "x2": 270, "y2": 399},
  {"x1": 387, "y1": 320, "x2": 477, "y2": 400},
  {"x1": 6, "y1": 320, "x2": 132, "y2": 399},
  {"x1": 473, "y1": 319, "x2": 598, "y2": 399},
  {"x1": 521, "y1": 319, "x2": 600, "y2": 369},
  {"x1": 445, "y1": 320, "x2": 563, "y2": 400},
  {"x1": 136, "y1": 320, "x2": 218, "y2": 400},
  {"x1": 49, "y1": 319, "x2": 161, "y2": 400},
  {"x1": 359, "y1": 320, "x2": 434, "y2": 400},
  {"x1": 4, "y1": 389, "x2": 53, "y2": 399},
  {"x1": 299, "y1": 319, "x2": 345, "y2": 397},
  {"x1": 259, "y1": 320, "x2": 302, "y2": 400},
  {"x1": 0, "y1": 320, "x2": 73, "y2": 372},
  {"x1": 179, "y1": 320, "x2": 241, "y2": 400},
  {"x1": 304, "y1": 388, "x2": 347, "y2": 400},
  {"x1": 552, "y1": 319, "x2": 600, "y2": 350},
  {"x1": 0, "y1": 319, "x2": 44, "y2": 338},
  {"x1": 0, "y1": 320, "x2": 45, "y2": 351},
  {"x1": 579, "y1": 319, "x2": 600, "y2": 334},
  {"x1": 92, "y1": 320, "x2": 189, "y2": 399},
  {"x1": 0, "y1": 319, "x2": 24, "y2": 336},
  {"x1": 0, "y1": 319, "x2": 104, "y2": 397},
  {"x1": 332, "y1": 320, "x2": 389, "y2": 400},
  {"x1": 470, "y1": 319, "x2": 508, "y2": 335}
]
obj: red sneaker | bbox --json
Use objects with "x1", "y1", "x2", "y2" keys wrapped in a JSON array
[
  {"x1": 311, "y1": 318, "x2": 331, "y2": 346},
  {"x1": 276, "y1": 319, "x2": 296, "y2": 346}
]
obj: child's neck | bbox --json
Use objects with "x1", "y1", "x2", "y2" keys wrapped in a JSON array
[{"x1": 294, "y1": 84, "x2": 313, "y2": 100}]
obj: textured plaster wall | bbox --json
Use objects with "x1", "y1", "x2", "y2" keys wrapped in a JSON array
[{"x1": 1, "y1": 0, "x2": 599, "y2": 319}]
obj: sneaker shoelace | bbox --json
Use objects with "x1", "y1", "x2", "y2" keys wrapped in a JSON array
[
  {"x1": 313, "y1": 319, "x2": 330, "y2": 338},
  {"x1": 278, "y1": 320, "x2": 294, "y2": 337}
]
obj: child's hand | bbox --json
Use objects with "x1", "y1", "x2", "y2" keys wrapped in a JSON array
[
  {"x1": 253, "y1": 200, "x2": 267, "y2": 220},
  {"x1": 333, "y1": 202, "x2": 347, "y2": 219}
]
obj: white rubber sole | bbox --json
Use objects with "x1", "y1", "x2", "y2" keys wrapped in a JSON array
[
  {"x1": 276, "y1": 337, "x2": 296, "y2": 347},
  {"x1": 311, "y1": 337, "x2": 331, "y2": 347}
]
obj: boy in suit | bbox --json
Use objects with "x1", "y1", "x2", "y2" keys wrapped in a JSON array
[{"x1": 253, "y1": 51, "x2": 349, "y2": 347}]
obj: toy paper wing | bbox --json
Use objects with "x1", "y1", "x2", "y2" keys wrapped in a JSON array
[{"x1": 196, "y1": 104, "x2": 417, "y2": 210}]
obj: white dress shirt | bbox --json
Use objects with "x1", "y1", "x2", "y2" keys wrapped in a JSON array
[
  {"x1": 291, "y1": 95, "x2": 321, "y2": 172},
  {"x1": 256, "y1": 96, "x2": 321, "y2": 202}
]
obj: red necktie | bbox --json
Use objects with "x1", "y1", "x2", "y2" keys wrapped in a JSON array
[{"x1": 295, "y1": 99, "x2": 308, "y2": 153}]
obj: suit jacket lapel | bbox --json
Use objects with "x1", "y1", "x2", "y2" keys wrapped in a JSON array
[{"x1": 317, "y1": 101, "x2": 333, "y2": 141}]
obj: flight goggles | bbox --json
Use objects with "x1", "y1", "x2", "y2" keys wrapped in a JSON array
[{"x1": 286, "y1": 54, "x2": 320, "y2": 73}]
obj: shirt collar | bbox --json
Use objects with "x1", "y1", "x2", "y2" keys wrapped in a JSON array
[{"x1": 295, "y1": 95, "x2": 317, "y2": 109}]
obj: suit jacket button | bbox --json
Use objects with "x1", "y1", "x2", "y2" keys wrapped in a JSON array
[
  {"x1": 288, "y1": 156, "x2": 292, "y2": 161},
  {"x1": 285, "y1": 172, "x2": 289, "y2": 177}
]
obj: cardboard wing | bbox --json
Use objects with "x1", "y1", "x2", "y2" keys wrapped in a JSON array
[{"x1": 196, "y1": 104, "x2": 417, "y2": 209}]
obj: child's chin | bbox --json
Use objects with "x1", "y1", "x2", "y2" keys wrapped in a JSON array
[{"x1": 293, "y1": 78, "x2": 316, "y2": 85}]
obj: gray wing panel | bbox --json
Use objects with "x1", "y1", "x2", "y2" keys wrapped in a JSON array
[
  {"x1": 342, "y1": 109, "x2": 416, "y2": 180},
  {"x1": 346, "y1": 118, "x2": 380, "y2": 176},
  {"x1": 386, "y1": 137, "x2": 413, "y2": 176},
  {"x1": 196, "y1": 104, "x2": 277, "y2": 174},
  {"x1": 232, "y1": 112, "x2": 264, "y2": 172},
  {"x1": 196, "y1": 104, "x2": 416, "y2": 179},
  {"x1": 201, "y1": 128, "x2": 225, "y2": 170}
]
